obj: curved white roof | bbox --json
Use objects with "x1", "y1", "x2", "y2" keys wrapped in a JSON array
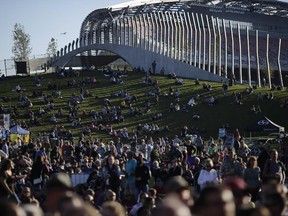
[
  {"x1": 110, "y1": 0, "x2": 288, "y2": 11},
  {"x1": 110, "y1": 0, "x2": 179, "y2": 10}
]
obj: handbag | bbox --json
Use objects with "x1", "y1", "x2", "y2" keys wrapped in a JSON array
[{"x1": 33, "y1": 176, "x2": 43, "y2": 185}]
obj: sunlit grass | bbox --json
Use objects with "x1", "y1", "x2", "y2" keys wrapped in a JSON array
[{"x1": 0, "y1": 70, "x2": 287, "y2": 144}]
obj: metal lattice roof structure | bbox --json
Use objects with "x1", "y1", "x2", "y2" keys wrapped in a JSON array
[
  {"x1": 80, "y1": 0, "x2": 288, "y2": 38},
  {"x1": 52, "y1": 0, "x2": 288, "y2": 87}
]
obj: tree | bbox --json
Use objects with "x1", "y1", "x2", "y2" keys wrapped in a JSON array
[
  {"x1": 46, "y1": 37, "x2": 58, "y2": 57},
  {"x1": 12, "y1": 23, "x2": 32, "y2": 60}
]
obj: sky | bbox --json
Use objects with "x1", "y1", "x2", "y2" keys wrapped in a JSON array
[{"x1": 0, "y1": 0, "x2": 128, "y2": 60}]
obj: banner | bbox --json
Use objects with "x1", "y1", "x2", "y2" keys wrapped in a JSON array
[{"x1": 3, "y1": 114, "x2": 10, "y2": 130}]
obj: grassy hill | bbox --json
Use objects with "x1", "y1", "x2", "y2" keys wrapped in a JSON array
[{"x1": 0, "y1": 70, "x2": 287, "y2": 144}]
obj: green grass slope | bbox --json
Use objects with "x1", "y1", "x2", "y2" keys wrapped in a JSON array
[{"x1": 0, "y1": 70, "x2": 287, "y2": 143}]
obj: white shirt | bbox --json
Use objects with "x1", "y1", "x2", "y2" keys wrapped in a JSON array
[{"x1": 198, "y1": 168, "x2": 218, "y2": 190}]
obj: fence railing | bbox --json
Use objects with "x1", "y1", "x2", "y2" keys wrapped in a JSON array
[
  {"x1": 0, "y1": 54, "x2": 51, "y2": 77},
  {"x1": 0, "y1": 59, "x2": 15, "y2": 77}
]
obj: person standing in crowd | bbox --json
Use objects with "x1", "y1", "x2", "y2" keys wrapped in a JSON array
[
  {"x1": 31, "y1": 155, "x2": 45, "y2": 188},
  {"x1": 195, "y1": 135, "x2": 204, "y2": 153},
  {"x1": 220, "y1": 148, "x2": 243, "y2": 180},
  {"x1": 125, "y1": 151, "x2": 137, "y2": 198},
  {"x1": 151, "y1": 161, "x2": 167, "y2": 196},
  {"x1": 0, "y1": 159, "x2": 16, "y2": 199},
  {"x1": 237, "y1": 140, "x2": 251, "y2": 162},
  {"x1": 243, "y1": 156, "x2": 261, "y2": 201},
  {"x1": 150, "y1": 143, "x2": 160, "y2": 164},
  {"x1": 192, "y1": 157, "x2": 202, "y2": 194},
  {"x1": 222, "y1": 82, "x2": 228, "y2": 96},
  {"x1": 233, "y1": 129, "x2": 241, "y2": 141},
  {"x1": 198, "y1": 158, "x2": 219, "y2": 190},
  {"x1": 211, "y1": 152, "x2": 222, "y2": 172},
  {"x1": 262, "y1": 149, "x2": 286, "y2": 184},
  {"x1": 135, "y1": 153, "x2": 151, "y2": 195},
  {"x1": 168, "y1": 157, "x2": 183, "y2": 178},
  {"x1": 139, "y1": 139, "x2": 148, "y2": 160},
  {"x1": 103, "y1": 155, "x2": 121, "y2": 201}
]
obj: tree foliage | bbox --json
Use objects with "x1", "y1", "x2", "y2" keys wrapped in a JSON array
[
  {"x1": 12, "y1": 23, "x2": 32, "y2": 60},
  {"x1": 47, "y1": 37, "x2": 58, "y2": 57}
]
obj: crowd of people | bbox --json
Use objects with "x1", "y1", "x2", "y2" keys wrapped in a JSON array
[
  {"x1": 0, "y1": 67, "x2": 288, "y2": 216},
  {"x1": 0, "y1": 126, "x2": 288, "y2": 216}
]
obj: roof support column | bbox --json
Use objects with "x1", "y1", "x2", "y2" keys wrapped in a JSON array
[
  {"x1": 237, "y1": 23, "x2": 243, "y2": 84},
  {"x1": 201, "y1": 14, "x2": 206, "y2": 70},
  {"x1": 247, "y1": 27, "x2": 251, "y2": 86},
  {"x1": 116, "y1": 20, "x2": 120, "y2": 45},
  {"x1": 266, "y1": 34, "x2": 271, "y2": 89},
  {"x1": 155, "y1": 13, "x2": 160, "y2": 54},
  {"x1": 183, "y1": 12, "x2": 191, "y2": 65},
  {"x1": 165, "y1": 13, "x2": 171, "y2": 58},
  {"x1": 172, "y1": 12, "x2": 177, "y2": 58},
  {"x1": 138, "y1": 14, "x2": 145, "y2": 49},
  {"x1": 186, "y1": 13, "x2": 193, "y2": 65},
  {"x1": 196, "y1": 13, "x2": 202, "y2": 68},
  {"x1": 112, "y1": 21, "x2": 116, "y2": 44},
  {"x1": 123, "y1": 18, "x2": 127, "y2": 46},
  {"x1": 135, "y1": 16, "x2": 140, "y2": 48},
  {"x1": 223, "y1": 19, "x2": 228, "y2": 78},
  {"x1": 230, "y1": 21, "x2": 235, "y2": 80},
  {"x1": 132, "y1": 16, "x2": 137, "y2": 47},
  {"x1": 278, "y1": 38, "x2": 284, "y2": 88},
  {"x1": 180, "y1": 12, "x2": 185, "y2": 61},
  {"x1": 120, "y1": 17, "x2": 124, "y2": 45},
  {"x1": 212, "y1": 16, "x2": 217, "y2": 74},
  {"x1": 206, "y1": 15, "x2": 211, "y2": 72},
  {"x1": 216, "y1": 18, "x2": 222, "y2": 76},
  {"x1": 256, "y1": 30, "x2": 261, "y2": 87},
  {"x1": 160, "y1": 12, "x2": 167, "y2": 56},
  {"x1": 142, "y1": 14, "x2": 147, "y2": 50},
  {"x1": 151, "y1": 13, "x2": 156, "y2": 52},
  {"x1": 146, "y1": 14, "x2": 151, "y2": 51},
  {"x1": 192, "y1": 13, "x2": 197, "y2": 67},
  {"x1": 127, "y1": 17, "x2": 132, "y2": 46},
  {"x1": 158, "y1": 12, "x2": 164, "y2": 54},
  {"x1": 175, "y1": 12, "x2": 182, "y2": 60}
]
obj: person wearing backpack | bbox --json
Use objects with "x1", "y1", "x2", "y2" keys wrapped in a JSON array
[{"x1": 262, "y1": 149, "x2": 286, "y2": 184}]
